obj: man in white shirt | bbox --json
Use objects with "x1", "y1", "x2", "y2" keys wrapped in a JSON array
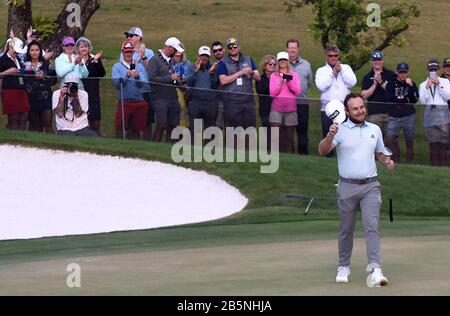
[
  {"x1": 315, "y1": 45, "x2": 357, "y2": 156},
  {"x1": 419, "y1": 59, "x2": 450, "y2": 166},
  {"x1": 319, "y1": 93, "x2": 394, "y2": 287},
  {"x1": 52, "y1": 73, "x2": 98, "y2": 137}
]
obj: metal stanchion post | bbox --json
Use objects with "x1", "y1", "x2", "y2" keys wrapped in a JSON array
[{"x1": 119, "y1": 78, "x2": 126, "y2": 141}]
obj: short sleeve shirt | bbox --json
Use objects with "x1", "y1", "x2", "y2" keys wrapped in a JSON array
[{"x1": 332, "y1": 120, "x2": 384, "y2": 179}]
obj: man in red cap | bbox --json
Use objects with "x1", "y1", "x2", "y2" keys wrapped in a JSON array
[{"x1": 112, "y1": 40, "x2": 149, "y2": 140}]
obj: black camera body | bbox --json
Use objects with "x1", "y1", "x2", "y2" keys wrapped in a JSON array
[
  {"x1": 282, "y1": 74, "x2": 293, "y2": 81},
  {"x1": 130, "y1": 62, "x2": 135, "y2": 70},
  {"x1": 66, "y1": 82, "x2": 79, "y2": 95}
]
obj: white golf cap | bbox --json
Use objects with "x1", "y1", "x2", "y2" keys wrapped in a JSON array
[
  {"x1": 65, "y1": 72, "x2": 79, "y2": 84},
  {"x1": 165, "y1": 37, "x2": 184, "y2": 53},
  {"x1": 124, "y1": 27, "x2": 143, "y2": 38},
  {"x1": 198, "y1": 46, "x2": 211, "y2": 56},
  {"x1": 325, "y1": 99, "x2": 346, "y2": 124},
  {"x1": 277, "y1": 51, "x2": 289, "y2": 61},
  {"x1": 7, "y1": 37, "x2": 27, "y2": 54}
]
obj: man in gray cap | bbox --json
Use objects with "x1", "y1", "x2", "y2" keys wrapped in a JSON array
[{"x1": 216, "y1": 37, "x2": 261, "y2": 131}]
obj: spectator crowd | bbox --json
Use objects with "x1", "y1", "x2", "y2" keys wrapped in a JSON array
[{"x1": 1, "y1": 27, "x2": 449, "y2": 166}]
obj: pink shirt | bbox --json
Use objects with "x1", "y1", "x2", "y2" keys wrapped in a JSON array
[{"x1": 269, "y1": 71, "x2": 301, "y2": 112}]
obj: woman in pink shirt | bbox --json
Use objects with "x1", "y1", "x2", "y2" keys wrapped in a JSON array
[{"x1": 269, "y1": 51, "x2": 301, "y2": 152}]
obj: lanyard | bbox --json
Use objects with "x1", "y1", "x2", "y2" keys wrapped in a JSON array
[{"x1": 429, "y1": 85, "x2": 436, "y2": 100}]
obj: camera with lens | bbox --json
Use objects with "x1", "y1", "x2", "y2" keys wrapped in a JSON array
[
  {"x1": 282, "y1": 74, "x2": 293, "y2": 81},
  {"x1": 65, "y1": 82, "x2": 79, "y2": 95}
]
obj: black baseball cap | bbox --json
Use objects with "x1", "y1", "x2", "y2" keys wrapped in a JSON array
[
  {"x1": 32, "y1": 29, "x2": 42, "y2": 36},
  {"x1": 371, "y1": 50, "x2": 384, "y2": 61},
  {"x1": 443, "y1": 57, "x2": 450, "y2": 67},
  {"x1": 397, "y1": 62, "x2": 409, "y2": 73},
  {"x1": 427, "y1": 58, "x2": 440, "y2": 71}
]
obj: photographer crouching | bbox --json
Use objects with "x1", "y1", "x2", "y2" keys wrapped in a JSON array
[{"x1": 52, "y1": 73, "x2": 98, "y2": 137}]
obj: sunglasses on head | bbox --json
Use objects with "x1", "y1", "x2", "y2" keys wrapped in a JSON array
[
  {"x1": 228, "y1": 45, "x2": 239, "y2": 50},
  {"x1": 213, "y1": 48, "x2": 223, "y2": 53}
]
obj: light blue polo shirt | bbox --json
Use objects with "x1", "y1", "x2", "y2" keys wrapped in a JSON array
[{"x1": 332, "y1": 120, "x2": 384, "y2": 179}]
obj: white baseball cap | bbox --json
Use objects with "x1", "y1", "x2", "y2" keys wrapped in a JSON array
[
  {"x1": 277, "y1": 51, "x2": 289, "y2": 61},
  {"x1": 198, "y1": 46, "x2": 211, "y2": 56},
  {"x1": 325, "y1": 99, "x2": 346, "y2": 124},
  {"x1": 7, "y1": 37, "x2": 27, "y2": 54},
  {"x1": 165, "y1": 37, "x2": 184, "y2": 53},
  {"x1": 124, "y1": 27, "x2": 143, "y2": 38},
  {"x1": 65, "y1": 72, "x2": 79, "y2": 84}
]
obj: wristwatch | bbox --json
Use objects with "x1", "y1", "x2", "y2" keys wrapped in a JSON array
[{"x1": 142, "y1": 56, "x2": 147, "y2": 60}]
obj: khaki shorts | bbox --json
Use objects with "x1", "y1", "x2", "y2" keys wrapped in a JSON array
[
  {"x1": 425, "y1": 124, "x2": 450, "y2": 144},
  {"x1": 368, "y1": 113, "x2": 389, "y2": 137},
  {"x1": 269, "y1": 110, "x2": 298, "y2": 126}
]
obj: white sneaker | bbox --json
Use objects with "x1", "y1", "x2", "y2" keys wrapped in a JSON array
[
  {"x1": 366, "y1": 268, "x2": 388, "y2": 288},
  {"x1": 336, "y1": 266, "x2": 350, "y2": 283}
]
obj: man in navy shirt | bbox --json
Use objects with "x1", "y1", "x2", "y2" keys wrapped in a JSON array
[{"x1": 361, "y1": 51, "x2": 395, "y2": 139}]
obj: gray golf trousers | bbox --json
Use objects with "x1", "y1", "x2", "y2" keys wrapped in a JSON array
[{"x1": 337, "y1": 180, "x2": 382, "y2": 269}]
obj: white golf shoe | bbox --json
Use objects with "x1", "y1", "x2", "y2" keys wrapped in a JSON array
[
  {"x1": 336, "y1": 266, "x2": 350, "y2": 283},
  {"x1": 366, "y1": 268, "x2": 389, "y2": 288}
]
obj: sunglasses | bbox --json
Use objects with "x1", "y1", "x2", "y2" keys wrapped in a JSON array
[
  {"x1": 213, "y1": 48, "x2": 223, "y2": 53},
  {"x1": 126, "y1": 34, "x2": 137, "y2": 38},
  {"x1": 267, "y1": 63, "x2": 276, "y2": 66},
  {"x1": 228, "y1": 45, "x2": 239, "y2": 50},
  {"x1": 327, "y1": 54, "x2": 339, "y2": 57},
  {"x1": 64, "y1": 44, "x2": 75, "y2": 47}
]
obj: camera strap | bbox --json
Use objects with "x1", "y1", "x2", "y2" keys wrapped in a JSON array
[
  {"x1": 64, "y1": 97, "x2": 76, "y2": 122},
  {"x1": 429, "y1": 85, "x2": 436, "y2": 100}
]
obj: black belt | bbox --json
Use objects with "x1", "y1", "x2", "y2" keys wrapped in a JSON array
[{"x1": 339, "y1": 176, "x2": 378, "y2": 185}]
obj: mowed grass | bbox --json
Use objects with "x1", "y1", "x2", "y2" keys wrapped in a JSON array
[
  {"x1": 0, "y1": 0, "x2": 449, "y2": 163},
  {"x1": 1, "y1": 232, "x2": 450, "y2": 295},
  {"x1": 1, "y1": 128, "x2": 449, "y2": 222}
]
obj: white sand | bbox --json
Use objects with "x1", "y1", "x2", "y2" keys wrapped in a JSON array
[{"x1": 0, "y1": 145, "x2": 247, "y2": 240}]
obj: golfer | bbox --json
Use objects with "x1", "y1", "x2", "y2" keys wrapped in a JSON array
[{"x1": 319, "y1": 93, "x2": 395, "y2": 287}]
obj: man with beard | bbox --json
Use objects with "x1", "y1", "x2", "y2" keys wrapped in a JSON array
[{"x1": 319, "y1": 93, "x2": 395, "y2": 287}]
